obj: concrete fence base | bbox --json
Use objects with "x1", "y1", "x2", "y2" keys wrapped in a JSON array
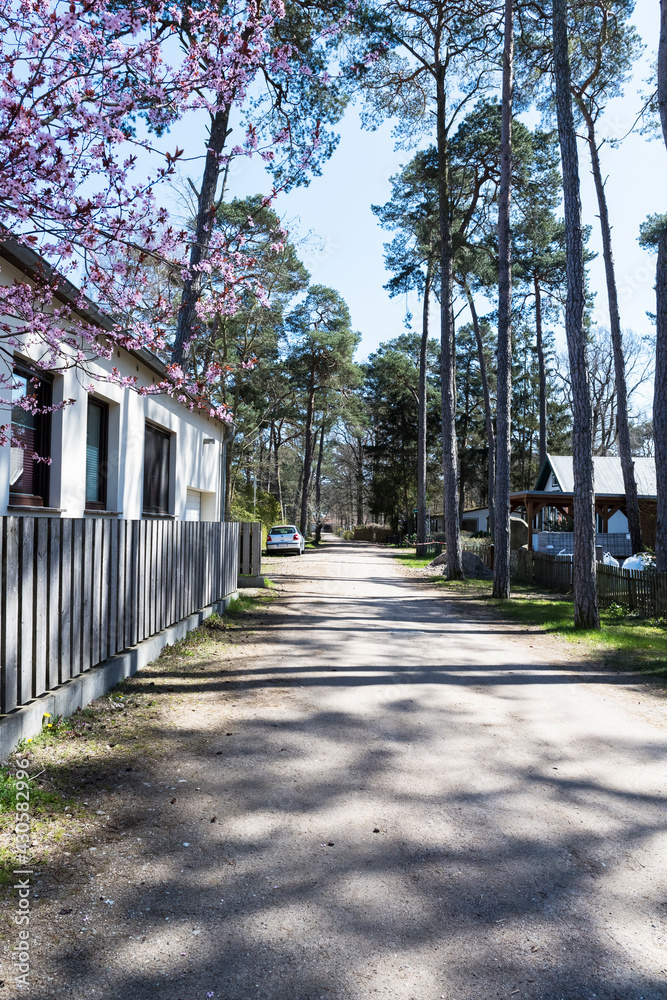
[
  {"x1": 0, "y1": 592, "x2": 238, "y2": 762},
  {"x1": 237, "y1": 575, "x2": 266, "y2": 588}
]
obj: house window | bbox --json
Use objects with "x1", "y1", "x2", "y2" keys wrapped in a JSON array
[
  {"x1": 143, "y1": 423, "x2": 171, "y2": 514},
  {"x1": 9, "y1": 366, "x2": 52, "y2": 507},
  {"x1": 85, "y1": 398, "x2": 108, "y2": 510}
]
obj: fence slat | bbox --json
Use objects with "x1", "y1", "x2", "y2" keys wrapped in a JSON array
[
  {"x1": 33, "y1": 518, "x2": 49, "y2": 698},
  {"x1": 71, "y1": 520, "x2": 83, "y2": 676},
  {"x1": 3, "y1": 518, "x2": 19, "y2": 713},
  {"x1": 81, "y1": 520, "x2": 93, "y2": 672},
  {"x1": 47, "y1": 519, "x2": 61, "y2": 691},
  {"x1": 60, "y1": 519, "x2": 71, "y2": 684},
  {"x1": 109, "y1": 520, "x2": 118, "y2": 656},
  {"x1": 19, "y1": 518, "x2": 34, "y2": 704}
]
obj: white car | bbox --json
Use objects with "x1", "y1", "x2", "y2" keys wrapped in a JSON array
[
  {"x1": 266, "y1": 525, "x2": 305, "y2": 555},
  {"x1": 622, "y1": 551, "x2": 655, "y2": 571}
]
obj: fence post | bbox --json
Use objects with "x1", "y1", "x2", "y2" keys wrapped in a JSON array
[
  {"x1": 241, "y1": 522, "x2": 251, "y2": 576},
  {"x1": 251, "y1": 522, "x2": 262, "y2": 577}
]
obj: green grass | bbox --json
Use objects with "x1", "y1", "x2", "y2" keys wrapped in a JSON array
[
  {"x1": 393, "y1": 548, "x2": 433, "y2": 569},
  {"x1": 394, "y1": 549, "x2": 667, "y2": 679},
  {"x1": 488, "y1": 594, "x2": 667, "y2": 677},
  {"x1": 224, "y1": 593, "x2": 260, "y2": 617},
  {"x1": 427, "y1": 572, "x2": 667, "y2": 679}
]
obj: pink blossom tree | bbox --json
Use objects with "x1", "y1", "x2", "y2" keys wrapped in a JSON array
[{"x1": 0, "y1": 0, "x2": 353, "y2": 446}]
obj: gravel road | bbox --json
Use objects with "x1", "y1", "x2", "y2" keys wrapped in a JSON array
[{"x1": 11, "y1": 537, "x2": 667, "y2": 1000}]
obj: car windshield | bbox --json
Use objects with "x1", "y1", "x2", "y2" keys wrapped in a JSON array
[{"x1": 269, "y1": 526, "x2": 297, "y2": 535}]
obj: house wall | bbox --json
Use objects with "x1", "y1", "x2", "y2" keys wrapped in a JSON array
[
  {"x1": 461, "y1": 508, "x2": 490, "y2": 533},
  {"x1": 0, "y1": 257, "x2": 229, "y2": 520},
  {"x1": 605, "y1": 510, "x2": 628, "y2": 533}
]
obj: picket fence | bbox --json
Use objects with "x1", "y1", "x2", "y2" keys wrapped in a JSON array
[
  {"x1": 515, "y1": 548, "x2": 667, "y2": 618},
  {"x1": 597, "y1": 562, "x2": 667, "y2": 617},
  {"x1": 0, "y1": 517, "x2": 240, "y2": 715},
  {"x1": 415, "y1": 541, "x2": 444, "y2": 558}
]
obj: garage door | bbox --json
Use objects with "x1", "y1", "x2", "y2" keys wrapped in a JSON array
[{"x1": 185, "y1": 488, "x2": 202, "y2": 521}]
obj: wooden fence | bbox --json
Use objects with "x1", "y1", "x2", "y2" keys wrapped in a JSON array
[
  {"x1": 239, "y1": 521, "x2": 262, "y2": 577},
  {"x1": 597, "y1": 562, "x2": 667, "y2": 617},
  {"x1": 415, "y1": 541, "x2": 444, "y2": 558},
  {"x1": 463, "y1": 540, "x2": 493, "y2": 567},
  {"x1": 0, "y1": 517, "x2": 240, "y2": 715},
  {"x1": 516, "y1": 550, "x2": 667, "y2": 617}
]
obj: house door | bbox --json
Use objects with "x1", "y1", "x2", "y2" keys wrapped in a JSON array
[{"x1": 185, "y1": 488, "x2": 202, "y2": 521}]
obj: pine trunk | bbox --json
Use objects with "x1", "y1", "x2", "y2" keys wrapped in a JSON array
[
  {"x1": 581, "y1": 106, "x2": 643, "y2": 553},
  {"x1": 534, "y1": 277, "x2": 548, "y2": 469},
  {"x1": 172, "y1": 105, "x2": 232, "y2": 364},
  {"x1": 465, "y1": 285, "x2": 495, "y2": 538},
  {"x1": 655, "y1": 232, "x2": 667, "y2": 573},
  {"x1": 553, "y1": 0, "x2": 599, "y2": 629},
  {"x1": 493, "y1": 0, "x2": 514, "y2": 600},
  {"x1": 315, "y1": 423, "x2": 325, "y2": 544},
  {"x1": 417, "y1": 263, "x2": 433, "y2": 545},
  {"x1": 299, "y1": 379, "x2": 316, "y2": 536},
  {"x1": 435, "y1": 67, "x2": 463, "y2": 579},
  {"x1": 293, "y1": 463, "x2": 304, "y2": 527},
  {"x1": 660, "y1": 0, "x2": 667, "y2": 148},
  {"x1": 356, "y1": 435, "x2": 365, "y2": 525}
]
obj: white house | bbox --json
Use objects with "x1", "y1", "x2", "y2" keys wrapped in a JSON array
[
  {"x1": 510, "y1": 454, "x2": 657, "y2": 552},
  {"x1": 0, "y1": 239, "x2": 233, "y2": 521},
  {"x1": 531, "y1": 454, "x2": 656, "y2": 534}
]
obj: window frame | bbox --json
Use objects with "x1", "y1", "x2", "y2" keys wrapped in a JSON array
[
  {"x1": 142, "y1": 421, "x2": 172, "y2": 516},
  {"x1": 85, "y1": 397, "x2": 108, "y2": 511},
  {"x1": 9, "y1": 363, "x2": 52, "y2": 507}
]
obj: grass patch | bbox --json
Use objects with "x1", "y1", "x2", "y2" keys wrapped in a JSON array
[
  {"x1": 431, "y1": 573, "x2": 667, "y2": 679},
  {"x1": 488, "y1": 593, "x2": 667, "y2": 677},
  {"x1": 429, "y1": 576, "x2": 493, "y2": 592},
  {"x1": 224, "y1": 593, "x2": 259, "y2": 617},
  {"x1": 393, "y1": 548, "x2": 433, "y2": 569}
]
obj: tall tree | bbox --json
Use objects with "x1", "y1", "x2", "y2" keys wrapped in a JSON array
[
  {"x1": 639, "y1": 215, "x2": 667, "y2": 574},
  {"x1": 358, "y1": 1, "x2": 500, "y2": 578},
  {"x1": 552, "y1": 0, "x2": 599, "y2": 629},
  {"x1": 460, "y1": 280, "x2": 495, "y2": 536},
  {"x1": 363, "y1": 333, "x2": 440, "y2": 530},
  {"x1": 660, "y1": 0, "x2": 667, "y2": 147},
  {"x1": 569, "y1": 0, "x2": 644, "y2": 553},
  {"x1": 194, "y1": 196, "x2": 309, "y2": 515},
  {"x1": 286, "y1": 285, "x2": 360, "y2": 536},
  {"x1": 512, "y1": 144, "x2": 568, "y2": 470},
  {"x1": 170, "y1": 0, "x2": 359, "y2": 366},
  {"x1": 373, "y1": 148, "x2": 440, "y2": 544},
  {"x1": 493, "y1": 0, "x2": 514, "y2": 599}
]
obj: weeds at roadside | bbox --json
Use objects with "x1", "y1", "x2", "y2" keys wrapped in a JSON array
[{"x1": 0, "y1": 591, "x2": 273, "y2": 890}]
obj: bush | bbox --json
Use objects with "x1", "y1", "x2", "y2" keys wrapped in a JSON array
[
  {"x1": 229, "y1": 485, "x2": 282, "y2": 543},
  {"x1": 353, "y1": 524, "x2": 394, "y2": 542}
]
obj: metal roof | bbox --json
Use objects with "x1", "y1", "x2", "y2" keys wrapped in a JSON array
[{"x1": 544, "y1": 455, "x2": 656, "y2": 497}]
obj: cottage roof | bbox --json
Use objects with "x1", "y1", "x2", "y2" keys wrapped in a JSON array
[{"x1": 536, "y1": 454, "x2": 656, "y2": 497}]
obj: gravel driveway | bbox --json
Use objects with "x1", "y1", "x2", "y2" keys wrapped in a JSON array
[{"x1": 6, "y1": 537, "x2": 667, "y2": 1000}]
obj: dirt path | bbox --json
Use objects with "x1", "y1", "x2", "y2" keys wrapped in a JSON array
[{"x1": 3, "y1": 538, "x2": 666, "y2": 1000}]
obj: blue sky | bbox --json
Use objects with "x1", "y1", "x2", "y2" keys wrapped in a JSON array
[{"x1": 214, "y1": 0, "x2": 664, "y2": 390}]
